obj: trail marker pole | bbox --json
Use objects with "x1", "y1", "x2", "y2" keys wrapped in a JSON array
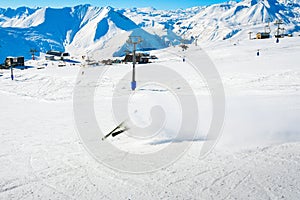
[{"x1": 10, "y1": 66, "x2": 14, "y2": 80}]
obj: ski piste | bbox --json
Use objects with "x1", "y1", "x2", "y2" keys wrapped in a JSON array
[{"x1": 101, "y1": 121, "x2": 129, "y2": 141}]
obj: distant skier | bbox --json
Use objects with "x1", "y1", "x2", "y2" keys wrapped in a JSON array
[
  {"x1": 276, "y1": 38, "x2": 279, "y2": 43},
  {"x1": 183, "y1": 57, "x2": 186, "y2": 62},
  {"x1": 257, "y1": 49, "x2": 260, "y2": 56}
]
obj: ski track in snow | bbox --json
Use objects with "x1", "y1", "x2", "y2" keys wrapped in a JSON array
[{"x1": 0, "y1": 37, "x2": 300, "y2": 199}]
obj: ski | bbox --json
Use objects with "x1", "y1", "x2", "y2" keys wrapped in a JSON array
[
  {"x1": 101, "y1": 121, "x2": 128, "y2": 141},
  {"x1": 111, "y1": 127, "x2": 130, "y2": 137}
]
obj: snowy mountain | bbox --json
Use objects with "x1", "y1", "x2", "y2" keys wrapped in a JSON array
[
  {"x1": 0, "y1": 7, "x2": 44, "y2": 28},
  {"x1": 116, "y1": 7, "x2": 202, "y2": 45},
  {"x1": 173, "y1": 0, "x2": 300, "y2": 42},
  {"x1": 119, "y1": 0, "x2": 300, "y2": 44},
  {"x1": 64, "y1": 6, "x2": 167, "y2": 59},
  {"x1": 0, "y1": 5, "x2": 168, "y2": 61},
  {"x1": 0, "y1": 0, "x2": 299, "y2": 61}
]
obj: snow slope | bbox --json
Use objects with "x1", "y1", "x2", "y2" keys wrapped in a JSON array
[{"x1": 0, "y1": 35, "x2": 299, "y2": 198}]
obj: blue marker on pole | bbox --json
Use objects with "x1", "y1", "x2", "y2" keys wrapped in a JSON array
[{"x1": 131, "y1": 81, "x2": 136, "y2": 91}]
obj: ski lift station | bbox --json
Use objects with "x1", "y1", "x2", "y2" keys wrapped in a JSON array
[
  {"x1": 0, "y1": 56, "x2": 26, "y2": 70},
  {"x1": 123, "y1": 52, "x2": 153, "y2": 64},
  {"x1": 5, "y1": 56, "x2": 24, "y2": 67},
  {"x1": 256, "y1": 32, "x2": 270, "y2": 39},
  {"x1": 40, "y1": 50, "x2": 70, "y2": 61}
]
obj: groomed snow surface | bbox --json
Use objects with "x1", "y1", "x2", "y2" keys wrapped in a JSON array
[{"x1": 0, "y1": 37, "x2": 300, "y2": 199}]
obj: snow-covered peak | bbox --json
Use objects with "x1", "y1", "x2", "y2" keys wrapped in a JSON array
[
  {"x1": 173, "y1": 0, "x2": 300, "y2": 42},
  {"x1": 0, "y1": 7, "x2": 45, "y2": 28},
  {"x1": 0, "y1": 6, "x2": 37, "y2": 18},
  {"x1": 0, "y1": 0, "x2": 299, "y2": 60}
]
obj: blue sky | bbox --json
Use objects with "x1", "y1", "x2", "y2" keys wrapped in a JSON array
[{"x1": 1, "y1": 0, "x2": 228, "y2": 9}]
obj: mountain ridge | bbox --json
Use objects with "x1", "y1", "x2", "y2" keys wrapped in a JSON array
[{"x1": 0, "y1": 0, "x2": 299, "y2": 61}]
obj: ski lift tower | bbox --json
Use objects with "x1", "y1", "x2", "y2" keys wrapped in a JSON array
[
  {"x1": 126, "y1": 36, "x2": 142, "y2": 91},
  {"x1": 274, "y1": 19, "x2": 284, "y2": 38},
  {"x1": 195, "y1": 36, "x2": 199, "y2": 46},
  {"x1": 264, "y1": 18, "x2": 271, "y2": 34},
  {"x1": 248, "y1": 31, "x2": 253, "y2": 40},
  {"x1": 30, "y1": 48, "x2": 38, "y2": 60}
]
